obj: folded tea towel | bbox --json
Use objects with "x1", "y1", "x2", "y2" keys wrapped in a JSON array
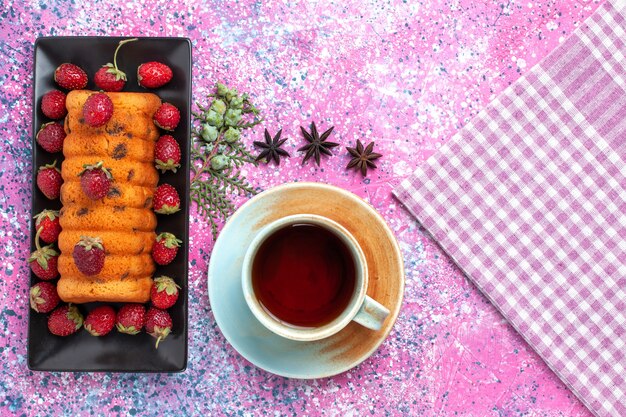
[{"x1": 394, "y1": 1, "x2": 626, "y2": 416}]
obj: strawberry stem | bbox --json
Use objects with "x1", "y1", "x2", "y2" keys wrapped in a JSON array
[
  {"x1": 155, "y1": 335, "x2": 162, "y2": 349},
  {"x1": 113, "y1": 38, "x2": 138, "y2": 71},
  {"x1": 34, "y1": 225, "x2": 43, "y2": 251}
]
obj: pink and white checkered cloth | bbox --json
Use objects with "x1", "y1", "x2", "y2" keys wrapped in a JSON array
[{"x1": 394, "y1": 1, "x2": 626, "y2": 416}]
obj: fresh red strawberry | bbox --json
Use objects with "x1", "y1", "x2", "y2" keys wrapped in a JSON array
[
  {"x1": 84, "y1": 305, "x2": 116, "y2": 336},
  {"x1": 138, "y1": 61, "x2": 173, "y2": 88},
  {"x1": 36, "y1": 161, "x2": 62, "y2": 200},
  {"x1": 145, "y1": 307, "x2": 172, "y2": 348},
  {"x1": 153, "y1": 103, "x2": 180, "y2": 131},
  {"x1": 79, "y1": 161, "x2": 112, "y2": 200},
  {"x1": 29, "y1": 225, "x2": 59, "y2": 280},
  {"x1": 72, "y1": 236, "x2": 105, "y2": 276},
  {"x1": 54, "y1": 63, "x2": 88, "y2": 90},
  {"x1": 29, "y1": 282, "x2": 60, "y2": 313},
  {"x1": 153, "y1": 184, "x2": 181, "y2": 214},
  {"x1": 34, "y1": 209, "x2": 61, "y2": 244},
  {"x1": 94, "y1": 67, "x2": 125, "y2": 93},
  {"x1": 36, "y1": 122, "x2": 66, "y2": 153},
  {"x1": 94, "y1": 38, "x2": 137, "y2": 92},
  {"x1": 29, "y1": 251, "x2": 58, "y2": 280},
  {"x1": 116, "y1": 303, "x2": 146, "y2": 335},
  {"x1": 152, "y1": 233, "x2": 182, "y2": 265},
  {"x1": 150, "y1": 276, "x2": 181, "y2": 309},
  {"x1": 41, "y1": 90, "x2": 67, "y2": 119},
  {"x1": 82, "y1": 92, "x2": 113, "y2": 127},
  {"x1": 48, "y1": 304, "x2": 83, "y2": 336},
  {"x1": 154, "y1": 135, "x2": 181, "y2": 173}
]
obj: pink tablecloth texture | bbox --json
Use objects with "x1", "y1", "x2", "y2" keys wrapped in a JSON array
[{"x1": 394, "y1": 1, "x2": 626, "y2": 416}]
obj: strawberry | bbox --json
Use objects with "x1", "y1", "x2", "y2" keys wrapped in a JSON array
[
  {"x1": 34, "y1": 209, "x2": 61, "y2": 244},
  {"x1": 72, "y1": 236, "x2": 105, "y2": 276},
  {"x1": 29, "y1": 247, "x2": 58, "y2": 280},
  {"x1": 145, "y1": 307, "x2": 172, "y2": 348},
  {"x1": 29, "y1": 253, "x2": 58, "y2": 280},
  {"x1": 82, "y1": 92, "x2": 114, "y2": 127},
  {"x1": 154, "y1": 135, "x2": 181, "y2": 173},
  {"x1": 94, "y1": 38, "x2": 138, "y2": 92},
  {"x1": 48, "y1": 304, "x2": 83, "y2": 336},
  {"x1": 84, "y1": 305, "x2": 116, "y2": 336},
  {"x1": 41, "y1": 90, "x2": 67, "y2": 120},
  {"x1": 138, "y1": 61, "x2": 173, "y2": 89},
  {"x1": 153, "y1": 102, "x2": 180, "y2": 131},
  {"x1": 152, "y1": 232, "x2": 182, "y2": 266},
  {"x1": 153, "y1": 184, "x2": 181, "y2": 214},
  {"x1": 36, "y1": 122, "x2": 66, "y2": 153},
  {"x1": 29, "y1": 282, "x2": 60, "y2": 313},
  {"x1": 29, "y1": 223, "x2": 59, "y2": 280},
  {"x1": 94, "y1": 68, "x2": 125, "y2": 93},
  {"x1": 54, "y1": 63, "x2": 88, "y2": 90},
  {"x1": 150, "y1": 276, "x2": 181, "y2": 309},
  {"x1": 36, "y1": 161, "x2": 63, "y2": 200},
  {"x1": 116, "y1": 303, "x2": 146, "y2": 335},
  {"x1": 79, "y1": 161, "x2": 112, "y2": 200}
]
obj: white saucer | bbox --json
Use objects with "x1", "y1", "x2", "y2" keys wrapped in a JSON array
[{"x1": 208, "y1": 182, "x2": 404, "y2": 378}]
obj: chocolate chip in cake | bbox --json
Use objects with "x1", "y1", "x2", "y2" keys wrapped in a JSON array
[
  {"x1": 106, "y1": 122, "x2": 124, "y2": 135},
  {"x1": 77, "y1": 207, "x2": 89, "y2": 217},
  {"x1": 143, "y1": 196, "x2": 153, "y2": 208},
  {"x1": 111, "y1": 143, "x2": 127, "y2": 160},
  {"x1": 120, "y1": 272, "x2": 129, "y2": 280},
  {"x1": 113, "y1": 205, "x2": 126, "y2": 212},
  {"x1": 127, "y1": 169, "x2": 135, "y2": 181},
  {"x1": 107, "y1": 187, "x2": 121, "y2": 198}
]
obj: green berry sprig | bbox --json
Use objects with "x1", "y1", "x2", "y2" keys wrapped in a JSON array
[{"x1": 190, "y1": 83, "x2": 263, "y2": 238}]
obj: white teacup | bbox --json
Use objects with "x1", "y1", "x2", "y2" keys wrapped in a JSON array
[{"x1": 242, "y1": 214, "x2": 390, "y2": 342}]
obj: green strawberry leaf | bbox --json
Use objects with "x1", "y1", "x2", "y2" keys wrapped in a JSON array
[
  {"x1": 36, "y1": 255, "x2": 48, "y2": 270},
  {"x1": 85, "y1": 323, "x2": 100, "y2": 336},
  {"x1": 67, "y1": 305, "x2": 84, "y2": 330},
  {"x1": 116, "y1": 323, "x2": 140, "y2": 335},
  {"x1": 30, "y1": 286, "x2": 41, "y2": 297}
]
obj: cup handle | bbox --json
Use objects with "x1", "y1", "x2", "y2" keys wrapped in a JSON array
[{"x1": 352, "y1": 296, "x2": 390, "y2": 331}]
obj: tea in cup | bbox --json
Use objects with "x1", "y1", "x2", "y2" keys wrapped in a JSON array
[{"x1": 242, "y1": 214, "x2": 390, "y2": 341}]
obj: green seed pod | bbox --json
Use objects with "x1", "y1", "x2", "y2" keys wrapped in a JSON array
[
  {"x1": 210, "y1": 154, "x2": 229, "y2": 171},
  {"x1": 224, "y1": 109, "x2": 242, "y2": 127},
  {"x1": 225, "y1": 88, "x2": 238, "y2": 102},
  {"x1": 223, "y1": 127, "x2": 241, "y2": 143},
  {"x1": 211, "y1": 99, "x2": 227, "y2": 115},
  {"x1": 201, "y1": 124, "x2": 219, "y2": 142},
  {"x1": 206, "y1": 110, "x2": 223, "y2": 128},
  {"x1": 216, "y1": 83, "x2": 229, "y2": 97},
  {"x1": 230, "y1": 96, "x2": 244, "y2": 110}
]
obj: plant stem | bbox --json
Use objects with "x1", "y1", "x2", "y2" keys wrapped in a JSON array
[{"x1": 114, "y1": 38, "x2": 138, "y2": 70}]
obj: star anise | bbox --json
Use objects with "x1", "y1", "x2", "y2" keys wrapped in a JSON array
[
  {"x1": 346, "y1": 140, "x2": 382, "y2": 176},
  {"x1": 298, "y1": 122, "x2": 339, "y2": 166},
  {"x1": 253, "y1": 128, "x2": 290, "y2": 165}
]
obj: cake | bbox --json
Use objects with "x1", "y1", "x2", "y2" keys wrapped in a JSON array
[{"x1": 57, "y1": 90, "x2": 161, "y2": 303}]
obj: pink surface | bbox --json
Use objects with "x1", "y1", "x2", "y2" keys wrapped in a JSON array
[{"x1": 0, "y1": 0, "x2": 602, "y2": 415}]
